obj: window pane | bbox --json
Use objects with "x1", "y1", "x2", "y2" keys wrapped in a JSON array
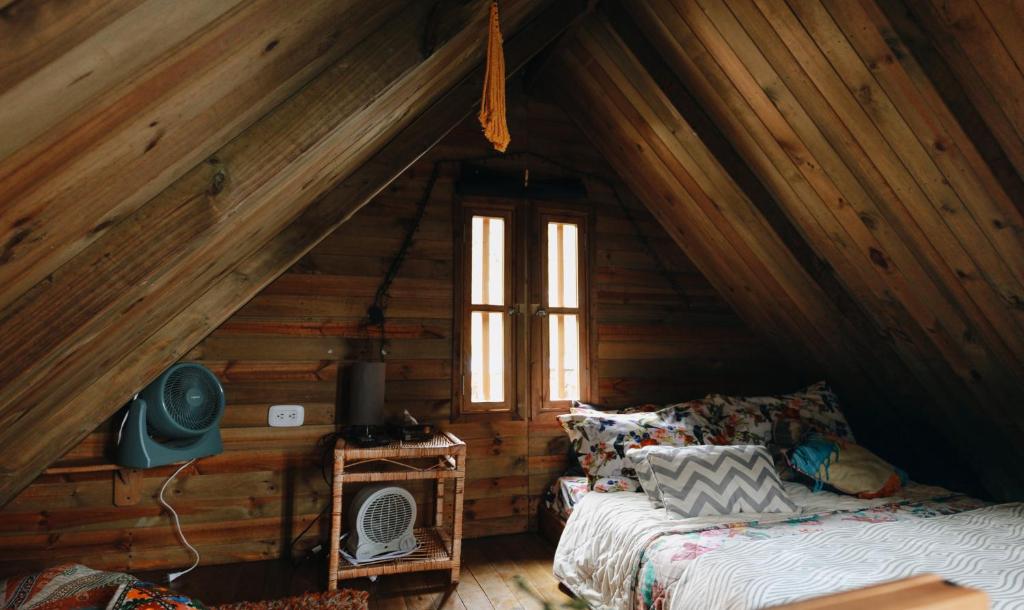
[
  {"x1": 470, "y1": 311, "x2": 504, "y2": 403},
  {"x1": 547, "y1": 222, "x2": 578, "y2": 308},
  {"x1": 471, "y1": 216, "x2": 504, "y2": 305},
  {"x1": 549, "y1": 313, "x2": 580, "y2": 401}
]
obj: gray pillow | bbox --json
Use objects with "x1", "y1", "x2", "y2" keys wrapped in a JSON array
[
  {"x1": 625, "y1": 446, "x2": 676, "y2": 508},
  {"x1": 645, "y1": 445, "x2": 797, "y2": 518}
]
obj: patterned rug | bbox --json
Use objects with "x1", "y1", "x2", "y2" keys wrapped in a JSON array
[
  {"x1": 210, "y1": 589, "x2": 369, "y2": 610},
  {"x1": 0, "y1": 564, "x2": 135, "y2": 610}
]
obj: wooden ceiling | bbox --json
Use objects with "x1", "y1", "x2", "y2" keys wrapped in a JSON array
[
  {"x1": 2, "y1": 0, "x2": 1021, "y2": 506},
  {"x1": 543, "y1": 0, "x2": 1024, "y2": 500},
  {"x1": 0, "y1": 0, "x2": 586, "y2": 506}
]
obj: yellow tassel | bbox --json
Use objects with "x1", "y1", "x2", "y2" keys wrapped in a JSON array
[{"x1": 479, "y1": 0, "x2": 510, "y2": 152}]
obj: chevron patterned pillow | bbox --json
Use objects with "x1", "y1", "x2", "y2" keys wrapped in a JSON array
[
  {"x1": 645, "y1": 445, "x2": 797, "y2": 518},
  {"x1": 625, "y1": 445, "x2": 683, "y2": 508}
]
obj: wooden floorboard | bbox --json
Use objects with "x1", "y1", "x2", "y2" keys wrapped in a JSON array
[
  {"x1": 144, "y1": 533, "x2": 572, "y2": 609},
  {"x1": 460, "y1": 542, "x2": 532, "y2": 610}
]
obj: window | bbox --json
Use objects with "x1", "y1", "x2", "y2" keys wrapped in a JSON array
[
  {"x1": 538, "y1": 212, "x2": 589, "y2": 412},
  {"x1": 457, "y1": 204, "x2": 515, "y2": 414},
  {"x1": 455, "y1": 201, "x2": 590, "y2": 418},
  {"x1": 545, "y1": 219, "x2": 582, "y2": 403},
  {"x1": 469, "y1": 215, "x2": 507, "y2": 404}
]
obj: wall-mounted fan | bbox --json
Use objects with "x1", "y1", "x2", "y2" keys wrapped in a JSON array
[
  {"x1": 116, "y1": 362, "x2": 225, "y2": 468},
  {"x1": 345, "y1": 484, "x2": 418, "y2": 562}
]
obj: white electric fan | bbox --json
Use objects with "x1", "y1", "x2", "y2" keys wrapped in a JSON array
[{"x1": 345, "y1": 484, "x2": 418, "y2": 563}]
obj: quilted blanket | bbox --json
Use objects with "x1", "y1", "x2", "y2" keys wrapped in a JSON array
[
  {"x1": 670, "y1": 503, "x2": 1024, "y2": 609},
  {"x1": 552, "y1": 482, "x2": 988, "y2": 610}
]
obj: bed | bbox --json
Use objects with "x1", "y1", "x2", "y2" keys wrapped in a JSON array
[
  {"x1": 540, "y1": 476, "x2": 589, "y2": 546},
  {"x1": 552, "y1": 384, "x2": 1024, "y2": 609},
  {"x1": 551, "y1": 480, "x2": 1024, "y2": 610}
]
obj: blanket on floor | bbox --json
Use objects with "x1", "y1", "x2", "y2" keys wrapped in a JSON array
[{"x1": 0, "y1": 564, "x2": 135, "y2": 610}]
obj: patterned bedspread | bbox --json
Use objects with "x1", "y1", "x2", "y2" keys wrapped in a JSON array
[
  {"x1": 546, "y1": 476, "x2": 590, "y2": 519},
  {"x1": 670, "y1": 502, "x2": 1024, "y2": 609},
  {"x1": 552, "y1": 481, "x2": 990, "y2": 610},
  {"x1": 636, "y1": 493, "x2": 988, "y2": 609}
]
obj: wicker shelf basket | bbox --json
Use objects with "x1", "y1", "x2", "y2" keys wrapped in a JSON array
[{"x1": 328, "y1": 432, "x2": 466, "y2": 588}]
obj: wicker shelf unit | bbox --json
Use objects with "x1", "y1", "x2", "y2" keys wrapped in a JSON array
[{"x1": 328, "y1": 432, "x2": 466, "y2": 588}]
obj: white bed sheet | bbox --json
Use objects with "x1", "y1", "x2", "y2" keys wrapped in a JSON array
[
  {"x1": 669, "y1": 503, "x2": 1024, "y2": 610},
  {"x1": 552, "y1": 481, "x2": 955, "y2": 610}
]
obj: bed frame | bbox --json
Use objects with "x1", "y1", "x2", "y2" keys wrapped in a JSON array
[
  {"x1": 539, "y1": 501, "x2": 567, "y2": 548},
  {"x1": 772, "y1": 574, "x2": 987, "y2": 609}
]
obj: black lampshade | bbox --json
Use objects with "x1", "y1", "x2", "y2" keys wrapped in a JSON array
[{"x1": 349, "y1": 361, "x2": 385, "y2": 427}]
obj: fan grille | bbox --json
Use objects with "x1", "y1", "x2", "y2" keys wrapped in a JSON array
[
  {"x1": 362, "y1": 492, "x2": 413, "y2": 543},
  {"x1": 164, "y1": 366, "x2": 221, "y2": 431}
]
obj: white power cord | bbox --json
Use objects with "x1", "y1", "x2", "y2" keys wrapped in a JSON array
[
  {"x1": 159, "y1": 458, "x2": 200, "y2": 583},
  {"x1": 115, "y1": 395, "x2": 138, "y2": 445}
]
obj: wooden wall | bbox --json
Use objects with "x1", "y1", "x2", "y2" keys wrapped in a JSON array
[
  {"x1": 0, "y1": 0, "x2": 572, "y2": 508},
  {"x1": 544, "y1": 1, "x2": 1024, "y2": 500},
  {"x1": 0, "y1": 89, "x2": 799, "y2": 575}
]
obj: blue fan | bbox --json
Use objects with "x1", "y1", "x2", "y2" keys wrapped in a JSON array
[{"x1": 116, "y1": 363, "x2": 225, "y2": 468}]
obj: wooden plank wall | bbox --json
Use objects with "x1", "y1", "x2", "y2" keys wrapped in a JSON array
[
  {"x1": 0, "y1": 90, "x2": 800, "y2": 575},
  {"x1": 543, "y1": 2, "x2": 1024, "y2": 499},
  {"x1": 0, "y1": 0, "x2": 565, "y2": 508}
]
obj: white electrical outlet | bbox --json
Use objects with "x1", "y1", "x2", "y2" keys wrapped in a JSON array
[{"x1": 268, "y1": 404, "x2": 304, "y2": 427}]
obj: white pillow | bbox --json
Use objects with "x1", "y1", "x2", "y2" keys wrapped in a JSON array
[
  {"x1": 644, "y1": 445, "x2": 796, "y2": 518},
  {"x1": 625, "y1": 445, "x2": 678, "y2": 508}
]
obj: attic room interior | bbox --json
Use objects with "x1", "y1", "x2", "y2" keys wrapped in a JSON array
[{"x1": 2, "y1": 0, "x2": 1023, "y2": 608}]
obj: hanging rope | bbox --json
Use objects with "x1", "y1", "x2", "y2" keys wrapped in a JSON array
[{"x1": 479, "y1": 1, "x2": 510, "y2": 152}]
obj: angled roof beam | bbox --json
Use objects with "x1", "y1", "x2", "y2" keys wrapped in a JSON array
[{"x1": 0, "y1": 0, "x2": 588, "y2": 506}]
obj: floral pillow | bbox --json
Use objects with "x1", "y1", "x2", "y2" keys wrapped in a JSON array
[
  {"x1": 659, "y1": 398, "x2": 770, "y2": 444},
  {"x1": 571, "y1": 401, "x2": 662, "y2": 415},
  {"x1": 557, "y1": 407, "x2": 700, "y2": 489},
  {"x1": 779, "y1": 382, "x2": 854, "y2": 441},
  {"x1": 559, "y1": 383, "x2": 854, "y2": 491},
  {"x1": 699, "y1": 381, "x2": 855, "y2": 445},
  {"x1": 592, "y1": 477, "x2": 641, "y2": 492},
  {"x1": 558, "y1": 405, "x2": 715, "y2": 489}
]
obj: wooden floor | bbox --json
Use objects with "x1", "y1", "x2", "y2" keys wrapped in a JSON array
[{"x1": 147, "y1": 533, "x2": 574, "y2": 609}]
